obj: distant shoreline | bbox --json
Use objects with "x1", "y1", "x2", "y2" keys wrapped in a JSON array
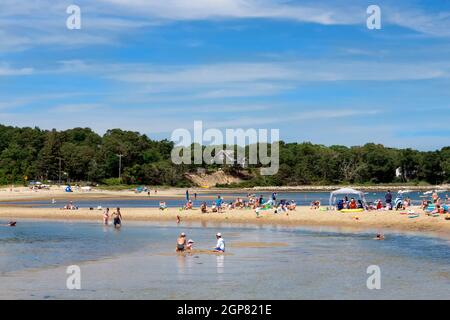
[{"x1": 1, "y1": 184, "x2": 448, "y2": 201}]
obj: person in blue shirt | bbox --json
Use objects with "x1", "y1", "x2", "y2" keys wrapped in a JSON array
[{"x1": 216, "y1": 195, "x2": 223, "y2": 213}]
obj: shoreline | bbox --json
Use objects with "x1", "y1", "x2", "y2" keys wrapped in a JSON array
[
  {"x1": 1, "y1": 184, "x2": 448, "y2": 203},
  {"x1": 1, "y1": 206, "x2": 450, "y2": 240}
]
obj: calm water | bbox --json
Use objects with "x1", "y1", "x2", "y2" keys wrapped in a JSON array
[
  {"x1": 1, "y1": 191, "x2": 436, "y2": 209},
  {"x1": 0, "y1": 220, "x2": 449, "y2": 300}
]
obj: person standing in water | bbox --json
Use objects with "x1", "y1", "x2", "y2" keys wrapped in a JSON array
[
  {"x1": 112, "y1": 208, "x2": 122, "y2": 228},
  {"x1": 176, "y1": 233, "x2": 187, "y2": 252},
  {"x1": 103, "y1": 208, "x2": 110, "y2": 225}
]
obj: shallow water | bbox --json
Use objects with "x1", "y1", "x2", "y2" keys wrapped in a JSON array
[
  {"x1": 1, "y1": 191, "x2": 435, "y2": 209},
  {"x1": 0, "y1": 220, "x2": 449, "y2": 299}
]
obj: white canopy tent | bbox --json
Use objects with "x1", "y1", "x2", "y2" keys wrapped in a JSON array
[{"x1": 329, "y1": 187, "x2": 367, "y2": 209}]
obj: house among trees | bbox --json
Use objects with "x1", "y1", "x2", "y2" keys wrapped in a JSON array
[{"x1": 212, "y1": 150, "x2": 247, "y2": 168}]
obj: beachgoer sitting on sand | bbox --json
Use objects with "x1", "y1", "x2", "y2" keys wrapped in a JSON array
[
  {"x1": 201, "y1": 202, "x2": 208, "y2": 213},
  {"x1": 213, "y1": 233, "x2": 225, "y2": 253},
  {"x1": 432, "y1": 192, "x2": 438, "y2": 203},
  {"x1": 376, "y1": 200, "x2": 383, "y2": 210},
  {"x1": 276, "y1": 200, "x2": 289, "y2": 213},
  {"x1": 310, "y1": 200, "x2": 320, "y2": 210},
  {"x1": 288, "y1": 200, "x2": 297, "y2": 211},
  {"x1": 186, "y1": 239, "x2": 194, "y2": 251},
  {"x1": 176, "y1": 233, "x2": 187, "y2": 252},
  {"x1": 103, "y1": 208, "x2": 110, "y2": 225},
  {"x1": 357, "y1": 200, "x2": 364, "y2": 209},
  {"x1": 159, "y1": 202, "x2": 167, "y2": 210},
  {"x1": 421, "y1": 200, "x2": 428, "y2": 210},
  {"x1": 349, "y1": 198, "x2": 357, "y2": 209},
  {"x1": 212, "y1": 203, "x2": 218, "y2": 213},
  {"x1": 402, "y1": 198, "x2": 410, "y2": 210},
  {"x1": 236, "y1": 197, "x2": 244, "y2": 208},
  {"x1": 337, "y1": 200, "x2": 344, "y2": 211},
  {"x1": 185, "y1": 200, "x2": 193, "y2": 210},
  {"x1": 112, "y1": 208, "x2": 122, "y2": 228}
]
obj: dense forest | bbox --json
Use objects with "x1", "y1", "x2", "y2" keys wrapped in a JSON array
[{"x1": 0, "y1": 124, "x2": 449, "y2": 187}]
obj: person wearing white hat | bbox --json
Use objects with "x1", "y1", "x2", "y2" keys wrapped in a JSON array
[
  {"x1": 186, "y1": 239, "x2": 195, "y2": 251},
  {"x1": 214, "y1": 233, "x2": 225, "y2": 253},
  {"x1": 176, "y1": 232, "x2": 187, "y2": 252}
]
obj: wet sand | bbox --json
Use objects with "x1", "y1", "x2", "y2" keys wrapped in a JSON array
[{"x1": 1, "y1": 206, "x2": 449, "y2": 237}]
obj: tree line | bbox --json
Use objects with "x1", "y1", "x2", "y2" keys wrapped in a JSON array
[{"x1": 0, "y1": 124, "x2": 449, "y2": 186}]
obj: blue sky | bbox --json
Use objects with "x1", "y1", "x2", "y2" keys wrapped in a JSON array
[{"x1": 1, "y1": 0, "x2": 450, "y2": 150}]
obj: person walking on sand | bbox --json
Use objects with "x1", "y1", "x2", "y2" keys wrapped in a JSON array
[
  {"x1": 103, "y1": 208, "x2": 110, "y2": 225},
  {"x1": 213, "y1": 233, "x2": 225, "y2": 253},
  {"x1": 176, "y1": 233, "x2": 187, "y2": 252},
  {"x1": 112, "y1": 207, "x2": 122, "y2": 228}
]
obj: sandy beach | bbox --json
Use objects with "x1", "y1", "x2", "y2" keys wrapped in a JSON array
[
  {"x1": 1, "y1": 185, "x2": 449, "y2": 238},
  {"x1": 1, "y1": 206, "x2": 449, "y2": 237},
  {"x1": 0, "y1": 186, "x2": 192, "y2": 202}
]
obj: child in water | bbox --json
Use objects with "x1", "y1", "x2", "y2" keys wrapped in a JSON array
[{"x1": 186, "y1": 239, "x2": 195, "y2": 251}]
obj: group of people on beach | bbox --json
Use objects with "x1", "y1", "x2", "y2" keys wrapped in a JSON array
[
  {"x1": 336, "y1": 197, "x2": 365, "y2": 210},
  {"x1": 61, "y1": 201, "x2": 78, "y2": 210},
  {"x1": 176, "y1": 232, "x2": 226, "y2": 253},
  {"x1": 186, "y1": 193, "x2": 296, "y2": 215}
]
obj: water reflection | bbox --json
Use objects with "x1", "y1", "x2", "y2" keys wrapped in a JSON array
[
  {"x1": 176, "y1": 254, "x2": 186, "y2": 278},
  {"x1": 216, "y1": 255, "x2": 224, "y2": 275}
]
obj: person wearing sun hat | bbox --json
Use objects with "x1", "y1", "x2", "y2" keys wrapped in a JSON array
[
  {"x1": 213, "y1": 233, "x2": 225, "y2": 253},
  {"x1": 186, "y1": 239, "x2": 195, "y2": 251}
]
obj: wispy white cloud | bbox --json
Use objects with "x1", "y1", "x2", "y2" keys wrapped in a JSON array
[
  {"x1": 1, "y1": 0, "x2": 450, "y2": 52},
  {"x1": 0, "y1": 64, "x2": 33, "y2": 76},
  {"x1": 99, "y1": 0, "x2": 358, "y2": 25}
]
